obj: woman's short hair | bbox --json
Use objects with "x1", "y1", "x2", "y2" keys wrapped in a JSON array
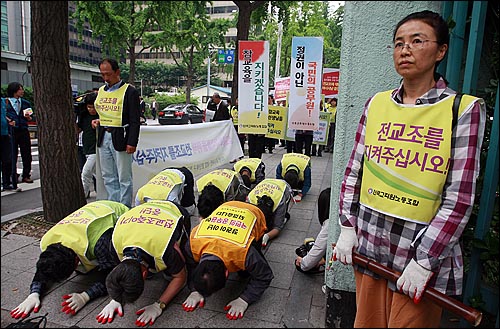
[
  {"x1": 197, "y1": 184, "x2": 225, "y2": 218},
  {"x1": 241, "y1": 173, "x2": 252, "y2": 189},
  {"x1": 257, "y1": 195, "x2": 275, "y2": 229},
  {"x1": 106, "y1": 259, "x2": 145, "y2": 304},
  {"x1": 36, "y1": 243, "x2": 77, "y2": 283},
  {"x1": 192, "y1": 260, "x2": 227, "y2": 297}
]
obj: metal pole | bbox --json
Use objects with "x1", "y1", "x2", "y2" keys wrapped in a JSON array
[
  {"x1": 207, "y1": 53, "x2": 211, "y2": 99},
  {"x1": 274, "y1": 21, "x2": 283, "y2": 87}
]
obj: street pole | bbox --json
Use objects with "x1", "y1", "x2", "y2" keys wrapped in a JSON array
[
  {"x1": 274, "y1": 21, "x2": 283, "y2": 87},
  {"x1": 207, "y1": 53, "x2": 211, "y2": 100}
]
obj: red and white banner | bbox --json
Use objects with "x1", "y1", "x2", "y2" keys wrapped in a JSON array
[
  {"x1": 322, "y1": 68, "x2": 340, "y2": 98},
  {"x1": 274, "y1": 77, "x2": 290, "y2": 102}
]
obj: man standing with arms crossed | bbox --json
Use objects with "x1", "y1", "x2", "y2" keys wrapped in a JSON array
[{"x1": 92, "y1": 58, "x2": 141, "y2": 208}]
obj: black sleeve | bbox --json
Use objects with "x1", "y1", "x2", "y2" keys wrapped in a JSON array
[{"x1": 124, "y1": 86, "x2": 141, "y2": 147}]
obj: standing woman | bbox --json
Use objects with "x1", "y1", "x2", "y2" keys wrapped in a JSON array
[{"x1": 332, "y1": 10, "x2": 486, "y2": 327}]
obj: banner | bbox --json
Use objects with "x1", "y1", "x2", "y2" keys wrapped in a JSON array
[
  {"x1": 266, "y1": 105, "x2": 287, "y2": 139},
  {"x1": 274, "y1": 77, "x2": 290, "y2": 102},
  {"x1": 313, "y1": 112, "x2": 331, "y2": 146},
  {"x1": 96, "y1": 121, "x2": 243, "y2": 201},
  {"x1": 322, "y1": 68, "x2": 340, "y2": 98},
  {"x1": 288, "y1": 36, "x2": 324, "y2": 131},
  {"x1": 238, "y1": 40, "x2": 270, "y2": 134}
]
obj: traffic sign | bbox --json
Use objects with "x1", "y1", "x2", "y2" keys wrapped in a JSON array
[{"x1": 217, "y1": 49, "x2": 234, "y2": 64}]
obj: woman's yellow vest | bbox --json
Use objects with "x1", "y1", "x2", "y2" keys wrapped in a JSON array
[
  {"x1": 190, "y1": 201, "x2": 267, "y2": 272},
  {"x1": 112, "y1": 200, "x2": 183, "y2": 272},
  {"x1": 281, "y1": 153, "x2": 310, "y2": 182},
  {"x1": 234, "y1": 158, "x2": 261, "y2": 182},
  {"x1": 360, "y1": 91, "x2": 476, "y2": 224},
  {"x1": 248, "y1": 178, "x2": 288, "y2": 212},
  {"x1": 196, "y1": 169, "x2": 238, "y2": 196},
  {"x1": 40, "y1": 200, "x2": 129, "y2": 271},
  {"x1": 136, "y1": 169, "x2": 184, "y2": 205},
  {"x1": 326, "y1": 104, "x2": 337, "y2": 123},
  {"x1": 231, "y1": 106, "x2": 238, "y2": 125},
  {"x1": 95, "y1": 83, "x2": 129, "y2": 127}
]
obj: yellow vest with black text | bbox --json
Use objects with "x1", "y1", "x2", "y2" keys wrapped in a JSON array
[
  {"x1": 360, "y1": 91, "x2": 476, "y2": 224},
  {"x1": 190, "y1": 201, "x2": 267, "y2": 272},
  {"x1": 95, "y1": 84, "x2": 129, "y2": 127},
  {"x1": 326, "y1": 104, "x2": 337, "y2": 123},
  {"x1": 40, "y1": 200, "x2": 129, "y2": 271},
  {"x1": 281, "y1": 153, "x2": 310, "y2": 182},
  {"x1": 234, "y1": 158, "x2": 261, "y2": 182},
  {"x1": 196, "y1": 169, "x2": 238, "y2": 196},
  {"x1": 136, "y1": 169, "x2": 184, "y2": 205},
  {"x1": 112, "y1": 200, "x2": 183, "y2": 272},
  {"x1": 231, "y1": 106, "x2": 238, "y2": 125},
  {"x1": 248, "y1": 178, "x2": 288, "y2": 212}
]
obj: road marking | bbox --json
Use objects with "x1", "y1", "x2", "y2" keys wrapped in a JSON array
[{"x1": 1, "y1": 179, "x2": 41, "y2": 196}]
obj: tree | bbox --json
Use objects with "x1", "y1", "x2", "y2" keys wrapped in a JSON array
[
  {"x1": 31, "y1": 1, "x2": 86, "y2": 222},
  {"x1": 73, "y1": 1, "x2": 155, "y2": 84},
  {"x1": 147, "y1": 1, "x2": 232, "y2": 103},
  {"x1": 231, "y1": 1, "x2": 297, "y2": 104}
]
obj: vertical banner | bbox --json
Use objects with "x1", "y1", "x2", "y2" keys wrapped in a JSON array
[
  {"x1": 313, "y1": 112, "x2": 331, "y2": 145},
  {"x1": 274, "y1": 77, "x2": 290, "y2": 103},
  {"x1": 288, "y1": 36, "x2": 324, "y2": 131},
  {"x1": 266, "y1": 105, "x2": 287, "y2": 139},
  {"x1": 322, "y1": 68, "x2": 340, "y2": 98},
  {"x1": 238, "y1": 40, "x2": 270, "y2": 134}
]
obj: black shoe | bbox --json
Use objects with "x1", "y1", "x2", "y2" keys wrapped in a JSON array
[{"x1": 318, "y1": 153, "x2": 322, "y2": 157}]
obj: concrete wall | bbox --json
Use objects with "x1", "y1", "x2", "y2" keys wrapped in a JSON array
[{"x1": 325, "y1": 1, "x2": 442, "y2": 291}]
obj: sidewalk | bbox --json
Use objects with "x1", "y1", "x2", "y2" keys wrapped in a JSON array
[{"x1": 1, "y1": 145, "x2": 332, "y2": 328}]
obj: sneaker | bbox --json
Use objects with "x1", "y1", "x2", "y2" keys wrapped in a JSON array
[
  {"x1": 3, "y1": 185, "x2": 22, "y2": 192},
  {"x1": 22, "y1": 177, "x2": 34, "y2": 183}
]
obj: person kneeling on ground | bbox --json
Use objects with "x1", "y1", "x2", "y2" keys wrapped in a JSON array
[
  {"x1": 181, "y1": 200, "x2": 274, "y2": 320},
  {"x1": 196, "y1": 168, "x2": 248, "y2": 219},
  {"x1": 247, "y1": 178, "x2": 293, "y2": 248},
  {"x1": 295, "y1": 187, "x2": 331, "y2": 273},
  {"x1": 276, "y1": 153, "x2": 311, "y2": 202},
  {"x1": 233, "y1": 157, "x2": 266, "y2": 190},
  {"x1": 10, "y1": 200, "x2": 129, "y2": 320},
  {"x1": 97, "y1": 200, "x2": 191, "y2": 326}
]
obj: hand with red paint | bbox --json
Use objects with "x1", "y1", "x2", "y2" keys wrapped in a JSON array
[
  {"x1": 135, "y1": 302, "x2": 162, "y2": 327},
  {"x1": 10, "y1": 293, "x2": 40, "y2": 319},
  {"x1": 96, "y1": 299, "x2": 123, "y2": 324},
  {"x1": 224, "y1": 297, "x2": 248, "y2": 320},
  {"x1": 396, "y1": 259, "x2": 433, "y2": 303},
  {"x1": 182, "y1": 291, "x2": 204, "y2": 312},
  {"x1": 61, "y1": 292, "x2": 89, "y2": 315}
]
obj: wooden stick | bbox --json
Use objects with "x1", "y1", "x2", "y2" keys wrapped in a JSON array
[{"x1": 350, "y1": 251, "x2": 482, "y2": 327}]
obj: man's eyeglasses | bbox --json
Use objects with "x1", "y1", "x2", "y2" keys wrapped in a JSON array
[{"x1": 389, "y1": 39, "x2": 439, "y2": 52}]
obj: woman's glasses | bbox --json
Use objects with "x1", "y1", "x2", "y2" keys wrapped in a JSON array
[{"x1": 389, "y1": 38, "x2": 439, "y2": 52}]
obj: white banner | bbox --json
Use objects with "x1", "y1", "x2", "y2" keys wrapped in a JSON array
[
  {"x1": 238, "y1": 40, "x2": 270, "y2": 134},
  {"x1": 288, "y1": 36, "x2": 324, "y2": 131},
  {"x1": 96, "y1": 121, "x2": 243, "y2": 201}
]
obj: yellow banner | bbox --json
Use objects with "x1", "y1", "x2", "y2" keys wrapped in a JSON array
[{"x1": 266, "y1": 105, "x2": 287, "y2": 139}]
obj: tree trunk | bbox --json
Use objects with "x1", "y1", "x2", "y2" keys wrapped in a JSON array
[
  {"x1": 31, "y1": 1, "x2": 86, "y2": 222},
  {"x1": 129, "y1": 45, "x2": 136, "y2": 85}
]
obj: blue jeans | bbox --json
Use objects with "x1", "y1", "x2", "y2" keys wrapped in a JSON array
[{"x1": 98, "y1": 131, "x2": 133, "y2": 208}]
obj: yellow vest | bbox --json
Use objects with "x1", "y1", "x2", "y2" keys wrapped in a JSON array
[
  {"x1": 231, "y1": 106, "x2": 238, "y2": 125},
  {"x1": 190, "y1": 201, "x2": 267, "y2": 272},
  {"x1": 233, "y1": 158, "x2": 261, "y2": 182},
  {"x1": 281, "y1": 153, "x2": 310, "y2": 182},
  {"x1": 112, "y1": 200, "x2": 183, "y2": 272},
  {"x1": 40, "y1": 200, "x2": 129, "y2": 271},
  {"x1": 196, "y1": 169, "x2": 238, "y2": 196},
  {"x1": 95, "y1": 83, "x2": 129, "y2": 127},
  {"x1": 327, "y1": 105, "x2": 337, "y2": 123},
  {"x1": 136, "y1": 169, "x2": 184, "y2": 205},
  {"x1": 360, "y1": 91, "x2": 476, "y2": 224},
  {"x1": 248, "y1": 178, "x2": 288, "y2": 212}
]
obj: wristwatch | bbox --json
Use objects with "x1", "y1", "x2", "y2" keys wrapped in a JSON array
[{"x1": 157, "y1": 300, "x2": 166, "y2": 310}]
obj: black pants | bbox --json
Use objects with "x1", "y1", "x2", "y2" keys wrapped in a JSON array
[
  {"x1": 12, "y1": 128, "x2": 32, "y2": 179},
  {"x1": 1, "y1": 135, "x2": 13, "y2": 187},
  {"x1": 248, "y1": 134, "x2": 265, "y2": 158},
  {"x1": 295, "y1": 133, "x2": 313, "y2": 156}
]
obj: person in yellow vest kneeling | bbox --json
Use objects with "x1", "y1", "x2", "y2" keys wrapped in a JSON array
[
  {"x1": 247, "y1": 178, "x2": 294, "y2": 248},
  {"x1": 196, "y1": 169, "x2": 248, "y2": 219},
  {"x1": 10, "y1": 200, "x2": 129, "y2": 320},
  {"x1": 181, "y1": 200, "x2": 275, "y2": 320},
  {"x1": 233, "y1": 157, "x2": 266, "y2": 190},
  {"x1": 97, "y1": 200, "x2": 191, "y2": 326},
  {"x1": 276, "y1": 153, "x2": 312, "y2": 202}
]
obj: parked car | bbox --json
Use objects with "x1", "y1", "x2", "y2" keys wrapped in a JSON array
[{"x1": 158, "y1": 103, "x2": 204, "y2": 125}]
